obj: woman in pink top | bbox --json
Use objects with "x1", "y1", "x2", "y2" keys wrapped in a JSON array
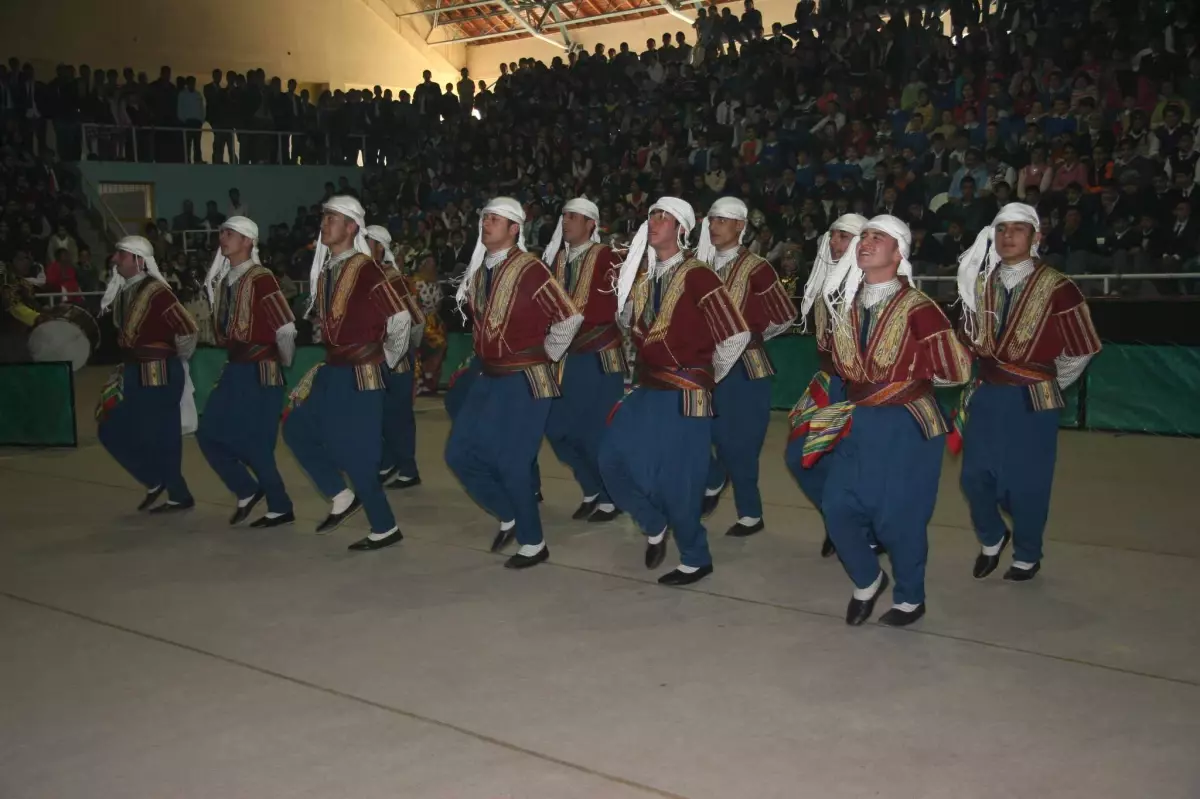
[
  {"x1": 1050, "y1": 144, "x2": 1089, "y2": 193},
  {"x1": 1017, "y1": 146, "x2": 1053, "y2": 199}
]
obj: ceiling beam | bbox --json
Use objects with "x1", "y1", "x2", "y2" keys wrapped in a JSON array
[
  {"x1": 548, "y1": 3, "x2": 572, "y2": 46},
  {"x1": 656, "y1": 0, "x2": 694, "y2": 23},
  {"x1": 495, "y1": 0, "x2": 569, "y2": 48},
  {"x1": 423, "y1": 0, "x2": 706, "y2": 46}
]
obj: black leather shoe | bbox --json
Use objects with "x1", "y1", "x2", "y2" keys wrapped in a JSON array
[
  {"x1": 701, "y1": 486, "x2": 724, "y2": 518},
  {"x1": 504, "y1": 546, "x2": 549, "y2": 569},
  {"x1": 249, "y1": 511, "x2": 295, "y2": 529},
  {"x1": 870, "y1": 542, "x2": 888, "y2": 555},
  {"x1": 149, "y1": 499, "x2": 195, "y2": 514},
  {"x1": 588, "y1": 506, "x2": 621, "y2": 523},
  {"x1": 845, "y1": 572, "x2": 890, "y2": 626},
  {"x1": 1003, "y1": 562, "x2": 1041, "y2": 582},
  {"x1": 377, "y1": 466, "x2": 397, "y2": 485},
  {"x1": 229, "y1": 490, "x2": 265, "y2": 525},
  {"x1": 572, "y1": 499, "x2": 598, "y2": 520},
  {"x1": 385, "y1": 475, "x2": 421, "y2": 490},
  {"x1": 658, "y1": 564, "x2": 714, "y2": 586},
  {"x1": 726, "y1": 519, "x2": 765, "y2": 537},
  {"x1": 316, "y1": 497, "x2": 362, "y2": 534},
  {"x1": 879, "y1": 603, "x2": 926, "y2": 627},
  {"x1": 645, "y1": 534, "x2": 668, "y2": 569},
  {"x1": 535, "y1": 491, "x2": 544, "y2": 503},
  {"x1": 973, "y1": 529, "x2": 1012, "y2": 579},
  {"x1": 491, "y1": 526, "x2": 516, "y2": 553},
  {"x1": 348, "y1": 528, "x2": 404, "y2": 551},
  {"x1": 137, "y1": 485, "x2": 165, "y2": 512},
  {"x1": 820, "y1": 535, "x2": 837, "y2": 558}
]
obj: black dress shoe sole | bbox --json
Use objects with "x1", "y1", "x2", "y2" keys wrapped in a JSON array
[
  {"x1": 249, "y1": 513, "x2": 295, "y2": 529},
  {"x1": 572, "y1": 502, "x2": 598, "y2": 520},
  {"x1": 491, "y1": 528, "x2": 517, "y2": 553},
  {"x1": 316, "y1": 500, "x2": 363, "y2": 534},
  {"x1": 348, "y1": 530, "x2": 404, "y2": 551},
  {"x1": 700, "y1": 490, "x2": 723, "y2": 519},
  {"x1": 587, "y1": 508, "x2": 621, "y2": 523},
  {"x1": 137, "y1": 487, "x2": 165, "y2": 512},
  {"x1": 504, "y1": 547, "x2": 549, "y2": 569},
  {"x1": 820, "y1": 537, "x2": 837, "y2": 558},
  {"x1": 385, "y1": 477, "x2": 422, "y2": 490},
  {"x1": 1003, "y1": 563, "x2": 1041, "y2": 582},
  {"x1": 149, "y1": 501, "x2": 195, "y2": 515},
  {"x1": 845, "y1": 572, "x2": 890, "y2": 626},
  {"x1": 726, "y1": 520, "x2": 765, "y2": 537},
  {"x1": 657, "y1": 564, "x2": 714, "y2": 586},
  {"x1": 229, "y1": 491, "x2": 265, "y2": 526},
  {"x1": 645, "y1": 536, "x2": 668, "y2": 570},
  {"x1": 973, "y1": 529, "x2": 1012, "y2": 579},
  {"x1": 377, "y1": 468, "x2": 397, "y2": 485},
  {"x1": 879, "y1": 604, "x2": 927, "y2": 627}
]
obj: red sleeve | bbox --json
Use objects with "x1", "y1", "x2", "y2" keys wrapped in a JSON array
[
  {"x1": 910, "y1": 299, "x2": 972, "y2": 384},
  {"x1": 43, "y1": 263, "x2": 62, "y2": 292},
  {"x1": 252, "y1": 273, "x2": 295, "y2": 331},
  {"x1": 748, "y1": 261, "x2": 797, "y2": 331},
  {"x1": 1050, "y1": 279, "x2": 1102, "y2": 357},
  {"x1": 153, "y1": 288, "x2": 198, "y2": 337},
  {"x1": 364, "y1": 261, "x2": 407, "y2": 321},
  {"x1": 531, "y1": 262, "x2": 580, "y2": 325},
  {"x1": 690, "y1": 267, "x2": 749, "y2": 344}
]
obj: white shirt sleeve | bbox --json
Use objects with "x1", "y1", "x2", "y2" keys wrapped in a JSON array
[
  {"x1": 175, "y1": 333, "x2": 197, "y2": 361},
  {"x1": 1056, "y1": 353, "x2": 1093, "y2": 390},
  {"x1": 713, "y1": 330, "x2": 751, "y2": 382},
  {"x1": 544, "y1": 313, "x2": 584, "y2": 363},
  {"x1": 275, "y1": 322, "x2": 297, "y2": 368},
  {"x1": 382, "y1": 310, "x2": 412, "y2": 369}
]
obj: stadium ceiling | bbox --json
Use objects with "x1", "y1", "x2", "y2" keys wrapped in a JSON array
[{"x1": 390, "y1": 0, "x2": 725, "y2": 48}]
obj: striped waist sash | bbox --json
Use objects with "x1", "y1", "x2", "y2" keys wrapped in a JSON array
[
  {"x1": 948, "y1": 361, "x2": 1063, "y2": 455},
  {"x1": 481, "y1": 348, "x2": 560, "y2": 399},
  {"x1": 570, "y1": 323, "x2": 622, "y2": 354},
  {"x1": 325, "y1": 342, "x2": 384, "y2": 366},
  {"x1": 636, "y1": 364, "x2": 715, "y2": 417},
  {"x1": 122, "y1": 343, "x2": 175, "y2": 363},
  {"x1": 801, "y1": 380, "x2": 946, "y2": 468},
  {"x1": 979, "y1": 359, "x2": 1055, "y2": 386},
  {"x1": 227, "y1": 342, "x2": 279, "y2": 363}
]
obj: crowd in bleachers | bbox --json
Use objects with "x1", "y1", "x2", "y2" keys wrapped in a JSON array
[{"x1": 3, "y1": 0, "x2": 1199, "y2": 309}]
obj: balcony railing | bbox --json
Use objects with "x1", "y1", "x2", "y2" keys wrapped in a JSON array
[{"x1": 80, "y1": 123, "x2": 370, "y2": 166}]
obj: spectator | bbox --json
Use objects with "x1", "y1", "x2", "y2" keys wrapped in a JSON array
[{"x1": 177, "y1": 75, "x2": 204, "y2": 164}]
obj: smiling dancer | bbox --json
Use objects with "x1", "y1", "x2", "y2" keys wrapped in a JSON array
[
  {"x1": 797, "y1": 215, "x2": 972, "y2": 627},
  {"x1": 952, "y1": 203, "x2": 1101, "y2": 582}
]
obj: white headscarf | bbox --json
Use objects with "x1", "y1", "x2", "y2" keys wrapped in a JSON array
[
  {"x1": 826, "y1": 214, "x2": 914, "y2": 327},
  {"x1": 308, "y1": 195, "x2": 371, "y2": 315},
  {"x1": 203, "y1": 216, "x2": 260, "y2": 306},
  {"x1": 615, "y1": 196, "x2": 696, "y2": 315},
  {"x1": 805, "y1": 213, "x2": 867, "y2": 323},
  {"x1": 455, "y1": 196, "x2": 526, "y2": 310},
  {"x1": 100, "y1": 235, "x2": 167, "y2": 314},
  {"x1": 696, "y1": 196, "x2": 749, "y2": 265},
  {"x1": 957, "y1": 202, "x2": 1041, "y2": 339},
  {"x1": 542, "y1": 197, "x2": 600, "y2": 268},
  {"x1": 365, "y1": 224, "x2": 397, "y2": 268}
]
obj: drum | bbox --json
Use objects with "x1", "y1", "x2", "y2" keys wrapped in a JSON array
[{"x1": 28, "y1": 304, "x2": 102, "y2": 371}]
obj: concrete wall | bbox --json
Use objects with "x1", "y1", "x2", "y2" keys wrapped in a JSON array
[
  {"x1": 0, "y1": 0, "x2": 465, "y2": 91},
  {"x1": 77, "y1": 161, "x2": 362, "y2": 231}
]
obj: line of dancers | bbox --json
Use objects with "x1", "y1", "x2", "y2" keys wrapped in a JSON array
[{"x1": 95, "y1": 192, "x2": 1099, "y2": 627}]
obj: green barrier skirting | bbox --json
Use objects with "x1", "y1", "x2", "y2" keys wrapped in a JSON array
[
  {"x1": 0, "y1": 361, "x2": 77, "y2": 446},
  {"x1": 188, "y1": 338, "x2": 1196, "y2": 437}
]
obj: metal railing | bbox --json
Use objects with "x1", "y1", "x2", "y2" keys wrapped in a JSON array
[
  {"x1": 909, "y1": 273, "x2": 1200, "y2": 296},
  {"x1": 80, "y1": 123, "x2": 369, "y2": 166}
]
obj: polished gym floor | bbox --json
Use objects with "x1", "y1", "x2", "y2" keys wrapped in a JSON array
[{"x1": 1, "y1": 366, "x2": 1198, "y2": 798}]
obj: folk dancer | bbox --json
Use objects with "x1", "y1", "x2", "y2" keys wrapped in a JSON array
[
  {"x1": 695, "y1": 197, "x2": 797, "y2": 536},
  {"x1": 598, "y1": 197, "x2": 750, "y2": 586},
  {"x1": 445, "y1": 197, "x2": 582, "y2": 569},
  {"x1": 282, "y1": 196, "x2": 414, "y2": 551},
  {"x1": 365, "y1": 225, "x2": 426, "y2": 491},
  {"x1": 952, "y1": 203, "x2": 1101, "y2": 581},
  {"x1": 196, "y1": 216, "x2": 297, "y2": 528},
  {"x1": 797, "y1": 216, "x2": 972, "y2": 626},
  {"x1": 784, "y1": 213, "x2": 867, "y2": 557},
  {"x1": 541, "y1": 197, "x2": 626, "y2": 523},
  {"x1": 96, "y1": 235, "x2": 198, "y2": 513}
]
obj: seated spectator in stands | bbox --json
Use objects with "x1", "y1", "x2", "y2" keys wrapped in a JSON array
[
  {"x1": 949, "y1": 149, "x2": 988, "y2": 200},
  {"x1": 1050, "y1": 144, "x2": 1089, "y2": 195},
  {"x1": 983, "y1": 149, "x2": 1016, "y2": 196},
  {"x1": 44, "y1": 224, "x2": 77, "y2": 267},
  {"x1": 1042, "y1": 207, "x2": 1105, "y2": 280},
  {"x1": 43, "y1": 247, "x2": 82, "y2": 302},
  {"x1": 75, "y1": 246, "x2": 100, "y2": 292},
  {"x1": 1167, "y1": 170, "x2": 1198, "y2": 210},
  {"x1": 1160, "y1": 200, "x2": 1198, "y2": 295},
  {"x1": 939, "y1": 176, "x2": 995, "y2": 236}
]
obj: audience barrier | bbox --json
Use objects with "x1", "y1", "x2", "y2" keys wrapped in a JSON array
[
  {"x1": 183, "y1": 334, "x2": 1200, "y2": 438},
  {"x1": 0, "y1": 362, "x2": 77, "y2": 447}
]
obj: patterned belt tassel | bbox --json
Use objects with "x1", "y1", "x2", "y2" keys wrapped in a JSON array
[
  {"x1": 95, "y1": 367, "x2": 125, "y2": 423},
  {"x1": 800, "y1": 401, "x2": 856, "y2": 468},
  {"x1": 788, "y1": 371, "x2": 831, "y2": 443},
  {"x1": 946, "y1": 379, "x2": 979, "y2": 456},
  {"x1": 282, "y1": 364, "x2": 322, "y2": 422}
]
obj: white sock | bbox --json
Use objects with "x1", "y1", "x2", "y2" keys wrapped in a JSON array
[
  {"x1": 892, "y1": 602, "x2": 922, "y2": 612},
  {"x1": 397, "y1": 475, "x2": 416, "y2": 483},
  {"x1": 331, "y1": 489, "x2": 355, "y2": 515},
  {"x1": 852, "y1": 571, "x2": 884, "y2": 601},
  {"x1": 265, "y1": 512, "x2": 284, "y2": 519},
  {"x1": 1012, "y1": 560, "x2": 1037, "y2": 571},
  {"x1": 981, "y1": 537, "x2": 1005, "y2": 556},
  {"x1": 583, "y1": 493, "x2": 599, "y2": 503},
  {"x1": 378, "y1": 468, "x2": 391, "y2": 477},
  {"x1": 737, "y1": 516, "x2": 761, "y2": 526},
  {"x1": 147, "y1": 485, "x2": 162, "y2": 493},
  {"x1": 704, "y1": 483, "x2": 725, "y2": 497},
  {"x1": 237, "y1": 494, "x2": 256, "y2": 508},
  {"x1": 596, "y1": 503, "x2": 616, "y2": 513},
  {"x1": 647, "y1": 528, "x2": 666, "y2": 545},
  {"x1": 367, "y1": 527, "x2": 398, "y2": 541},
  {"x1": 516, "y1": 541, "x2": 545, "y2": 557},
  {"x1": 499, "y1": 519, "x2": 516, "y2": 532},
  {"x1": 675, "y1": 564, "x2": 699, "y2": 574}
]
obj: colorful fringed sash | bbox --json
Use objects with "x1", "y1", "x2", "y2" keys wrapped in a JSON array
[{"x1": 800, "y1": 379, "x2": 944, "y2": 468}]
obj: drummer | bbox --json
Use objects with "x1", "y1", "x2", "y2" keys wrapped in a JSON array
[{"x1": 96, "y1": 236, "x2": 199, "y2": 513}]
